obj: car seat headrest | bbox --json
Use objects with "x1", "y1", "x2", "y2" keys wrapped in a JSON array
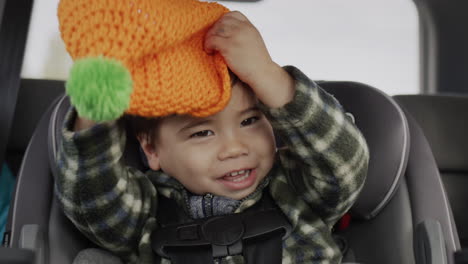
[
  {"x1": 48, "y1": 80, "x2": 410, "y2": 221},
  {"x1": 395, "y1": 94, "x2": 468, "y2": 172},
  {"x1": 320, "y1": 81, "x2": 410, "y2": 220}
]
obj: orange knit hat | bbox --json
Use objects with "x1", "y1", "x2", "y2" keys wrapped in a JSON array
[{"x1": 58, "y1": 0, "x2": 230, "y2": 119}]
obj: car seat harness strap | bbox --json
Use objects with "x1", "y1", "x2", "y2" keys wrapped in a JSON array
[{"x1": 152, "y1": 191, "x2": 291, "y2": 263}]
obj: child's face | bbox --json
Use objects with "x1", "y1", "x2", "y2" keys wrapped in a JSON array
[{"x1": 143, "y1": 82, "x2": 276, "y2": 200}]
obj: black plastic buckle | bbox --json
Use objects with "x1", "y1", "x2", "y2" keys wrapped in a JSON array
[
  {"x1": 202, "y1": 215, "x2": 245, "y2": 257},
  {"x1": 152, "y1": 208, "x2": 291, "y2": 259}
]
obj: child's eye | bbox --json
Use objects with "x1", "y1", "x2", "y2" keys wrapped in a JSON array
[
  {"x1": 241, "y1": 116, "x2": 260, "y2": 127},
  {"x1": 190, "y1": 130, "x2": 214, "y2": 138}
]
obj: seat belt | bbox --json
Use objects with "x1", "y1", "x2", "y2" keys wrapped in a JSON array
[
  {"x1": 152, "y1": 191, "x2": 291, "y2": 264},
  {"x1": 0, "y1": 0, "x2": 34, "y2": 247}
]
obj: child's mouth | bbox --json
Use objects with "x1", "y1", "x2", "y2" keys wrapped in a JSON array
[
  {"x1": 223, "y1": 169, "x2": 251, "y2": 182},
  {"x1": 218, "y1": 169, "x2": 257, "y2": 190}
]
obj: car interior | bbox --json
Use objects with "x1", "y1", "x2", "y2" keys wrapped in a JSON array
[{"x1": 1, "y1": 0, "x2": 468, "y2": 264}]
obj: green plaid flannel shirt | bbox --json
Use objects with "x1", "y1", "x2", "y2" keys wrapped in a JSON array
[{"x1": 55, "y1": 66, "x2": 369, "y2": 264}]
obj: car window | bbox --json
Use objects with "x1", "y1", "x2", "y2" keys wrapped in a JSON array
[{"x1": 21, "y1": 0, "x2": 419, "y2": 95}]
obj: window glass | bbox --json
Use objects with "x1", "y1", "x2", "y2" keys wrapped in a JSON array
[{"x1": 22, "y1": 0, "x2": 419, "y2": 95}]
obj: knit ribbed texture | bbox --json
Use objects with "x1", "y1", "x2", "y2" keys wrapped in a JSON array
[{"x1": 58, "y1": 0, "x2": 230, "y2": 118}]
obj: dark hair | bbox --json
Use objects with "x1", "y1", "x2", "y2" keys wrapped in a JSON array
[
  {"x1": 123, "y1": 114, "x2": 161, "y2": 146},
  {"x1": 125, "y1": 70, "x2": 239, "y2": 146}
]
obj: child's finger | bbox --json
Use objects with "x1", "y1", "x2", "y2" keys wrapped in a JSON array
[
  {"x1": 204, "y1": 16, "x2": 243, "y2": 54},
  {"x1": 204, "y1": 33, "x2": 229, "y2": 54},
  {"x1": 207, "y1": 21, "x2": 235, "y2": 39},
  {"x1": 224, "y1": 11, "x2": 249, "y2": 22},
  {"x1": 206, "y1": 16, "x2": 243, "y2": 39},
  {"x1": 203, "y1": 11, "x2": 251, "y2": 54}
]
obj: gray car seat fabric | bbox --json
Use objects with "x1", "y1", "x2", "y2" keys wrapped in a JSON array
[
  {"x1": 319, "y1": 81, "x2": 410, "y2": 263},
  {"x1": 395, "y1": 94, "x2": 468, "y2": 248},
  {"x1": 5, "y1": 79, "x2": 64, "y2": 175},
  {"x1": 7, "y1": 95, "x2": 94, "y2": 264},
  {"x1": 337, "y1": 111, "x2": 460, "y2": 264},
  {"x1": 403, "y1": 110, "x2": 460, "y2": 263},
  {"x1": 321, "y1": 82, "x2": 460, "y2": 264},
  {"x1": 5, "y1": 81, "x2": 460, "y2": 264},
  {"x1": 319, "y1": 81, "x2": 410, "y2": 220}
]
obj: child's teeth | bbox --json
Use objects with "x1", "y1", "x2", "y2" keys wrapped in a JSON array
[
  {"x1": 228, "y1": 170, "x2": 247, "y2": 177},
  {"x1": 228, "y1": 170, "x2": 250, "y2": 182}
]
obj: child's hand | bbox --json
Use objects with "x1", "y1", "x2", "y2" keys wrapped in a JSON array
[
  {"x1": 205, "y1": 11, "x2": 295, "y2": 108},
  {"x1": 205, "y1": 12, "x2": 271, "y2": 87}
]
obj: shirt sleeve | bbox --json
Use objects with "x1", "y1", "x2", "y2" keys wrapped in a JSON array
[
  {"x1": 54, "y1": 109, "x2": 157, "y2": 262},
  {"x1": 260, "y1": 66, "x2": 369, "y2": 227}
]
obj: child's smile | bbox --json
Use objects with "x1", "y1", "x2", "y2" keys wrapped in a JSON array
[{"x1": 217, "y1": 168, "x2": 257, "y2": 191}]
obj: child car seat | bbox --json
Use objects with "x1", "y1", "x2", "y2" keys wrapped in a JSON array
[
  {"x1": 395, "y1": 94, "x2": 468, "y2": 247},
  {"x1": 2, "y1": 81, "x2": 460, "y2": 264},
  {"x1": 321, "y1": 83, "x2": 461, "y2": 264}
]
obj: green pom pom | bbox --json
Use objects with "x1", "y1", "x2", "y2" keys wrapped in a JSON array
[{"x1": 66, "y1": 56, "x2": 133, "y2": 122}]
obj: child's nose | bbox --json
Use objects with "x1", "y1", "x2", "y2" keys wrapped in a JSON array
[{"x1": 218, "y1": 137, "x2": 249, "y2": 160}]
